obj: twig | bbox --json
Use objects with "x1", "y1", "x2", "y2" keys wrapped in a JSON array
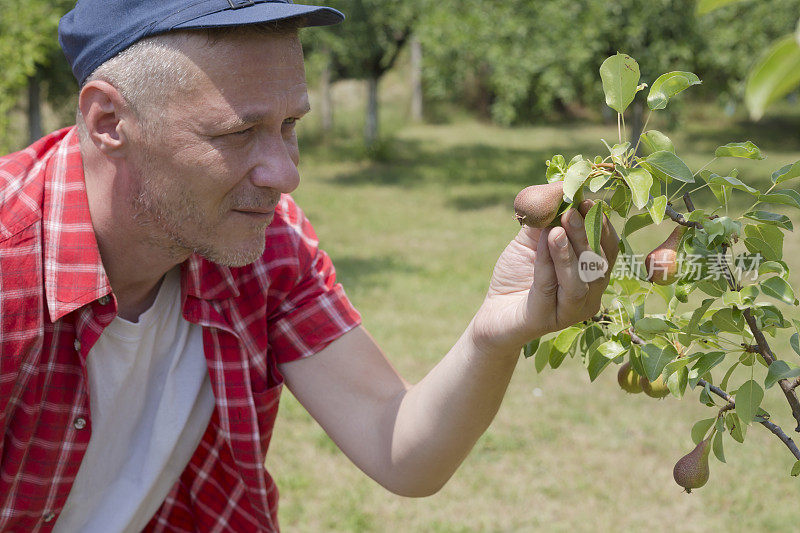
[
  {"x1": 760, "y1": 419, "x2": 800, "y2": 461},
  {"x1": 664, "y1": 203, "x2": 703, "y2": 229},
  {"x1": 683, "y1": 193, "x2": 696, "y2": 212}
]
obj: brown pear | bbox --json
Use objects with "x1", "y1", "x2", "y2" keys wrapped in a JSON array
[
  {"x1": 513, "y1": 181, "x2": 564, "y2": 228},
  {"x1": 639, "y1": 374, "x2": 670, "y2": 399},
  {"x1": 617, "y1": 361, "x2": 643, "y2": 394},
  {"x1": 645, "y1": 226, "x2": 688, "y2": 285},
  {"x1": 673, "y1": 437, "x2": 712, "y2": 493}
]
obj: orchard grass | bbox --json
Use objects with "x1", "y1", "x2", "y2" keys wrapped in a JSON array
[{"x1": 269, "y1": 96, "x2": 800, "y2": 532}]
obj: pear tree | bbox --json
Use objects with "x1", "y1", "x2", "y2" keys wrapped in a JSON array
[{"x1": 517, "y1": 53, "x2": 800, "y2": 492}]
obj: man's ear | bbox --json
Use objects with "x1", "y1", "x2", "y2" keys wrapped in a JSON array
[{"x1": 78, "y1": 80, "x2": 133, "y2": 156}]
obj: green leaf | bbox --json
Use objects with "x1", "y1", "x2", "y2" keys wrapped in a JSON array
[
  {"x1": 707, "y1": 174, "x2": 759, "y2": 196},
  {"x1": 691, "y1": 418, "x2": 716, "y2": 444},
  {"x1": 760, "y1": 276, "x2": 797, "y2": 305},
  {"x1": 585, "y1": 201, "x2": 604, "y2": 255},
  {"x1": 791, "y1": 333, "x2": 800, "y2": 357},
  {"x1": 735, "y1": 379, "x2": 764, "y2": 425},
  {"x1": 553, "y1": 326, "x2": 583, "y2": 353},
  {"x1": 610, "y1": 185, "x2": 632, "y2": 217},
  {"x1": 712, "y1": 308, "x2": 744, "y2": 333},
  {"x1": 589, "y1": 174, "x2": 611, "y2": 193},
  {"x1": 712, "y1": 431, "x2": 726, "y2": 463},
  {"x1": 622, "y1": 212, "x2": 654, "y2": 237},
  {"x1": 721, "y1": 362, "x2": 740, "y2": 391},
  {"x1": 744, "y1": 223, "x2": 784, "y2": 261},
  {"x1": 695, "y1": 0, "x2": 748, "y2": 15},
  {"x1": 549, "y1": 346, "x2": 568, "y2": 369},
  {"x1": 692, "y1": 351, "x2": 726, "y2": 377},
  {"x1": 642, "y1": 151, "x2": 695, "y2": 183},
  {"x1": 647, "y1": 71, "x2": 701, "y2": 110},
  {"x1": 619, "y1": 168, "x2": 652, "y2": 210},
  {"x1": 792, "y1": 460, "x2": 800, "y2": 477},
  {"x1": 745, "y1": 34, "x2": 800, "y2": 121},
  {"x1": 743, "y1": 211, "x2": 793, "y2": 231},
  {"x1": 771, "y1": 160, "x2": 800, "y2": 185},
  {"x1": 765, "y1": 360, "x2": 800, "y2": 389},
  {"x1": 641, "y1": 343, "x2": 678, "y2": 382},
  {"x1": 727, "y1": 412, "x2": 746, "y2": 443},
  {"x1": 546, "y1": 155, "x2": 567, "y2": 183},
  {"x1": 714, "y1": 141, "x2": 765, "y2": 160},
  {"x1": 534, "y1": 340, "x2": 552, "y2": 373},
  {"x1": 645, "y1": 195, "x2": 667, "y2": 225},
  {"x1": 634, "y1": 317, "x2": 677, "y2": 335},
  {"x1": 563, "y1": 159, "x2": 592, "y2": 202},
  {"x1": 600, "y1": 53, "x2": 640, "y2": 114},
  {"x1": 758, "y1": 189, "x2": 800, "y2": 210},
  {"x1": 523, "y1": 338, "x2": 540, "y2": 359},
  {"x1": 588, "y1": 348, "x2": 618, "y2": 382},
  {"x1": 688, "y1": 299, "x2": 715, "y2": 334},
  {"x1": 639, "y1": 130, "x2": 675, "y2": 155},
  {"x1": 758, "y1": 261, "x2": 787, "y2": 277}
]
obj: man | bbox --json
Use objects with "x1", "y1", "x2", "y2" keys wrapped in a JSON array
[{"x1": 0, "y1": 0, "x2": 618, "y2": 531}]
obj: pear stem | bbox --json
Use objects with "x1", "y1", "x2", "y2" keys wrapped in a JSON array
[{"x1": 664, "y1": 202, "x2": 703, "y2": 229}]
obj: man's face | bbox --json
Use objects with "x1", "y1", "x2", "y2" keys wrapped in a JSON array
[{"x1": 127, "y1": 31, "x2": 307, "y2": 267}]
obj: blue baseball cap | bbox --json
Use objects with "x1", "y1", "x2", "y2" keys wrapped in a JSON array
[{"x1": 59, "y1": 0, "x2": 344, "y2": 85}]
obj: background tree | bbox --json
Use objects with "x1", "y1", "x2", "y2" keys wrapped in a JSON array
[
  {"x1": 302, "y1": 0, "x2": 419, "y2": 151},
  {"x1": 0, "y1": 0, "x2": 75, "y2": 152}
]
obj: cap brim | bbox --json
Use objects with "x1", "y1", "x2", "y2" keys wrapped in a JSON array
[{"x1": 172, "y1": 3, "x2": 344, "y2": 30}]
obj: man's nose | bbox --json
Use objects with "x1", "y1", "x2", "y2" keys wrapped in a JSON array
[{"x1": 248, "y1": 135, "x2": 300, "y2": 193}]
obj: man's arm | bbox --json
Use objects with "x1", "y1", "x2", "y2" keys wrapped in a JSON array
[{"x1": 278, "y1": 202, "x2": 618, "y2": 497}]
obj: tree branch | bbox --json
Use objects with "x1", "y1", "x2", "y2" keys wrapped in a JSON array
[
  {"x1": 621, "y1": 328, "x2": 800, "y2": 461},
  {"x1": 742, "y1": 308, "x2": 800, "y2": 432},
  {"x1": 675, "y1": 190, "x2": 800, "y2": 432}
]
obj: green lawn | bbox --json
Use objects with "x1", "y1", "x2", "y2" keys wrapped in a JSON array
[{"x1": 269, "y1": 96, "x2": 800, "y2": 532}]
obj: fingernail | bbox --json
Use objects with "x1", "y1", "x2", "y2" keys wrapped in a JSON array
[
  {"x1": 569, "y1": 210, "x2": 584, "y2": 228},
  {"x1": 554, "y1": 228, "x2": 568, "y2": 248}
]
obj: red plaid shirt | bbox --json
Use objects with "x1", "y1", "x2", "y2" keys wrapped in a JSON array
[{"x1": 0, "y1": 127, "x2": 361, "y2": 532}]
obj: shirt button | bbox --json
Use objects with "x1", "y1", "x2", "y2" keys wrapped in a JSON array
[
  {"x1": 74, "y1": 417, "x2": 87, "y2": 430},
  {"x1": 73, "y1": 339, "x2": 81, "y2": 352},
  {"x1": 98, "y1": 295, "x2": 110, "y2": 305},
  {"x1": 43, "y1": 511, "x2": 56, "y2": 522}
]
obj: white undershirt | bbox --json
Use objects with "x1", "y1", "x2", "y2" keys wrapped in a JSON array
[{"x1": 54, "y1": 267, "x2": 215, "y2": 533}]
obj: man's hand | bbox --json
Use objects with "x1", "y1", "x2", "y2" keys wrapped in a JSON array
[{"x1": 471, "y1": 200, "x2": 619, "y2": 354}]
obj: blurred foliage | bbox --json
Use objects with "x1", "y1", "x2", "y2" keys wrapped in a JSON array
[
  {"x1": 2, "y1": 0, "x2": 800, "y2": 152},
  {"x1": 414, "y1": 0, "x2": 800, "y2": 125},
  {"x1": 0, "y1": 0, "x2": 76, "y2": 152}
]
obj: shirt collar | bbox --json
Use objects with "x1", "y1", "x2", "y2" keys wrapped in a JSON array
[{"x1": 42, "y1": 127, "x2": 112, "y2": 322}]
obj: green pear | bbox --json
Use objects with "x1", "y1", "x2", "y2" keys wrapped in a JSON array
[
  {"x1": 639, "y1": 374, "x2": 670, "y2": 399},
  {"x1": 673, "y1": 437, "x2": 712, "y2": 493},
  {"x1": 617, "y1": 361, "x2": 643, "y2": 394},
  {"x1": 513, "y1": 181, "x2": 564, "y2": 228}
]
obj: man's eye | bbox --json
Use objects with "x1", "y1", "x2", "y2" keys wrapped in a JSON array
[
  {"x1": 283, "y1": 118, "x2": 298, "y2": 127},
  {"x1": 230, "y1": 126, "x2": 255, "y2": 136}
]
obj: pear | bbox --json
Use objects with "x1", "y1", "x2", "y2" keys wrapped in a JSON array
[
  {"x1": 617, "y1": 361, "x2": 643, "y2": 394},
  {"x1": 513, "y1": 181, "x2": 565, "y2": 228},
  {"x1": 673, "y1": 437, "x2": 712, "y2": 493},
  {"x1": 640, "y1": 374, "x2": 670, "y2": 399},
  {"x1": 645, "y1": 226, "x2": 687, "y2": 285}
]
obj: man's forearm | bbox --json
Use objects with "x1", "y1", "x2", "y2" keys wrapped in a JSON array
[{"x1": 380, "y1": 320, "x2": 520, "y2": 497}]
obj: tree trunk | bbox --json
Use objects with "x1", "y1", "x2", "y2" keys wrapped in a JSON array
[
  {"x1": 410, "y1": 36, "x2": 423, "y2": 122},
  {"x1": 320, "y1": 46, "x2": 333, "y2": 135},
  {"x1": 365, "y1": 75, "x2": 379, "y2": 149},
  {"x1": 28, "y1": 72, "x2": 43, "y2": 144},
  {"x1": 629, "y1": 101, "x2": 644, "y2": 155}
]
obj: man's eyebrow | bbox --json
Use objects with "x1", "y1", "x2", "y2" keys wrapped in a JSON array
[{"x1": 221, "y1": 103, "x2": 312, "y2": 129}]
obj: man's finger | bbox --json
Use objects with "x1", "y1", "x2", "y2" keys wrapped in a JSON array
[{"x1": 547, "y1": 227, "x2": 589, "y2": 301}]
